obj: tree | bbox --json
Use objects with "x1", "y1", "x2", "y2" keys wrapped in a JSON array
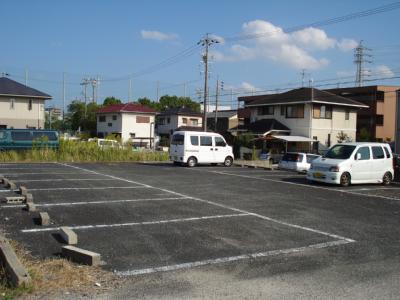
[
  {"x1": 66, "y1": 100, "x2": 100, "y2": 134},
  {"x1": 358, "y1": 127, "x2": 371, "y2": 142},
  {"x1": 103, "y1": 97, "x2": 121, "y2": 106},
  {"x1": 158, "y1": 95, "x2": 200, "y2": 112},
  {"x1": 137, "y1": 97, "x2": 154, "y2": 108},
  {"x1": 337, "y1": 131, "x2": 351, "y2": 143}
]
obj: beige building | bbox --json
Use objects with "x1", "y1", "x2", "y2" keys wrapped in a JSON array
[
  {"x1": 326, "y1": 85, "x2": 400, "y2": 142},
  {"x1": 156, "y1": 107, "x2": 203, "y2": 137},
  {"x1": 0, "y1": 77, "x2": 52, "y2": 129},
  {"x1": 239, "y1": 88, "x2": 368, "y2": 150},
  {"x1": 97, "y1": 103, "x2": 158, "y2": 147}
]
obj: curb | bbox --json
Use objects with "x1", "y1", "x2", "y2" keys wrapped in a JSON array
[{"x1": 0, "y1": 235, "x2": 31, "y2": 287}]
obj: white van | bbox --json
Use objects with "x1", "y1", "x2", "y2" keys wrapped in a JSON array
[
  {"x1": 170, "y1": 131, "x2": 234, "y2": 167},
  {"x1": 279, "y1": 152, "x2": 320, "y2": 173},
  {"x1": 307, "y1": 142, "x2": 395, "y2": 186}
]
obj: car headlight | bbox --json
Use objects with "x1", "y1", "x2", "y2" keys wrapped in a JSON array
[{"x1": 329, "y1": 166, "x2": 340, "y2": 172}]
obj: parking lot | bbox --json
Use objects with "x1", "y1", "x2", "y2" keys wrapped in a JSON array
[{"x1": 1, "y1": 162, "x2": 400, "y2": 298}]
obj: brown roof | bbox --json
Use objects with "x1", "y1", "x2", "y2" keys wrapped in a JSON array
[
  {"x1": 240, "y1": 88, "x2": 368, "y2": 108},
  {"x1": 97, "y1": 103, "x2": 157, "y2": 114}
]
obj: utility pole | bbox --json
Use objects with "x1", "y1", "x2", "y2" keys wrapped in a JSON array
[
  {"x1": 62, "y1": 72, "x2": 66, "y2": 123},
  {"x1": 156, "y1": 81, "x2": 160, "y2": 102},
  {"x1": 198, "y1": 33, "x2": 219, "y2": 131},
  {"x1": 300, "y1": 69, "x2": 308, "y2": 87},
  {"x1": 80, "y1": 78, "x2": 90, "y2": 118},
  {"x1": 183, "y1": 82, "x2": 187, "y2": 98},
  {"x1": 128, "y1": 77, "x2": 132, "y2": 102},
  {"x1": 25, "y1": 68, "x2": 28, "y2": 86},
  {"x1": 354, "y1": 40, "x2": 372, "y2": 87},
  {"x1": 214, "y1": 77, "x2": 219, "y2": 132}
]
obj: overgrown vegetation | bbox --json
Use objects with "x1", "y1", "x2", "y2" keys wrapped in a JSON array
[
  {"x1": 0, "y1": 240, "x2": 115, "y2": 299},
  {"x1": 0, "y1": 140, "x2": 169, "y2": 163}
]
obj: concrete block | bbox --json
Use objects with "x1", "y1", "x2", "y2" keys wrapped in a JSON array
[
  {"x1": 2, "y1": 178, "x2": 9, "y2": 187},
  {"x1": 19, "y1": 186, "x2": 28, "y2": 196},
  {"x1": 39, "y1": 212, "x2": 50, "y2": 226},
  {"x1": 0, "y1": 239, "x2": 31, "y2": 287},
  {"x1": 25, "y1": 193, "x2": 33, "y2": 203},
  {"x1": 0, "y1": 175, "x2": 4, "y2": 184},
  {"x1": 26, "y1": 203, "x2": 36, "y2": 212},
  {"x1": 59, "y1": 227, "x2": 78, "y2": 245},
  {"x1": 3, "y1": 196, "x2": 25, "y2": 204},
  {"x1": 62, "y1": 245, "x2": 101, "y2": 266},
  {"x1": 7, "y1": 181, "x2": 17, "y2": 190}
]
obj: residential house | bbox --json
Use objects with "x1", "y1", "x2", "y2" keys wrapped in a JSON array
[
  {"x1": 156, "y1": 106, "x2": 203, "y2": 137},
  {"x1": 238, "y1": 87, "x2": 368, "y2": 151},
  {"x1": 325, "y1": 85, "x2": 399, "y2": 142},
  {"x1": 97, "y1": 103, "x2": 157, "y2": 147},
  {"x1": 207, "y1": 110, "x2": 240, "y2": 134},
  {"x1": 0, "y1": 77, "x2": 52, "y2": 129}
]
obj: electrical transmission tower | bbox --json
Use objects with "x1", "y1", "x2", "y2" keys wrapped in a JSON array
[
  {"x1": 198, "y1": 33, "x2": 220, "y2": 131},
  {"x1": 354, "y1": 40, "x2": 372, "y2": 87}
]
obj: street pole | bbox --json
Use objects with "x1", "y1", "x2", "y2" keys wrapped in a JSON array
[
  {"x1": 62, "y1": 72, "x2": 66, "y2": 123},
  {"x1": 156, "y1": 81, "x2": 160, "y2": 102},
  {"x1": 198, "y1": 34, "x2": 219, "y2": 132},
  {"x1": 129, "y1": 77, "x2": 132, "y2": 102},
  {"x1": 214, "y1": 77, "x2": 219, "y2": 132}
]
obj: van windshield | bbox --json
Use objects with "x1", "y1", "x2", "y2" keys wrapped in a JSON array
[
  {"x1": 171, "y1": 134, "x2": 184, "y2": 145},
  {"x1": 324, "y1": 145, "x2": 356, "y2": 159}
]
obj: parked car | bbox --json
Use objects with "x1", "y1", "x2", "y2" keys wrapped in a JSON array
[
  {"x1": 89, "y1": 138, "x2": 122, "y2": 150},
  {"x1": 170, "y1": 131, "x2": 234, "y2": 167},
  {"x1": 307, "y1": 142, "x2": 394, "y2": 186},
  {"x1": 278, "y1": 152, "x2": 320, "y2": 173},
  {"x1": 260, "y1": 152, "x2": 283, "y2": 164},
  {"x1": 0, "y1": 129, "x2": 59, "y2": 150}
]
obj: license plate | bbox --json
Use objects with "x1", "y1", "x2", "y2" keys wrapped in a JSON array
[{"x1": 313, "y1": 172, "x2": 323, "y2": 178}]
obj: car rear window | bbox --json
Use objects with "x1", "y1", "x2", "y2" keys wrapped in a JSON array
[
  {"x1": 372, "y1": 146, "x2": 385, "y2": 159},
  {"x1": 282, "y1": 153, "x2": 302, "y2": 162},
  {"x1": 306, "y1": 154, "x2": 319, "y2": 163},
  {"x1": 171, "y1": 134, "x2": 184, "y2": 145}
]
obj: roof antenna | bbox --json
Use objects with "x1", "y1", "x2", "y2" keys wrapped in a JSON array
[{"x1": 309, "y1": 78, "x2": 314, "y2": 100}]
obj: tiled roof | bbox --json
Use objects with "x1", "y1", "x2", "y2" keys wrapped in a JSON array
[
  {"x1": 206, "y1": 110, "x2": 237, "y2": 119},
  {"x1": 0, "y1": 77, "x2": 52, "y2": 99},
  {"x1": 97, "y1": 103, "x2": 158, "y2": 114},
  {"x1": 159, "y1": 106, "x2": 202, "y2": 116},
  {"x1": 239, "y1": 88, "x2": 368, "y2": 108},
  {"x1": 231, "y1": 119, "x2": 290, "y2": 135}
]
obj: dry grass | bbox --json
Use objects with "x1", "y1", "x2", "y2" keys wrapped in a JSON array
[{"x1": 0, "y1": 240, "x2": 119, "y2": 299}]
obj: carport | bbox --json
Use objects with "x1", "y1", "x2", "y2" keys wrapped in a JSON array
[{"x1": 271, "y1": 135, "x2": 317, "y2": 153}]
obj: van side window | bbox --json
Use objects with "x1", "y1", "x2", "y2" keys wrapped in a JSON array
[
  {"x1": 0, "y1": 131, "x2": 5, "y2": 139},
  {"x1": 355, "y1": 147, "x2": 370, "y2": 160},
  {"x1": 215, "y1": 137, "x2": 226, "y2": 147},
  {"x1": 200, "y1": 136, "x2": 212, "y2": 146},
  {"x1": 383, "y1": 146, "x2": 391, "y2": 158},
  {"x1": 32, "y1": 132, "x2": 57, "y2": 141},
  {"x1": 190, "y1": 136, "x2": 199, "y2": 146},
  {"x1": 372, "y1": 146, "x2": 385, "y2": 159},
  {"x1": 11, "y1": 131, "x2": 32, "y2": 141},
  {"x1": 171, "y1": 134, "x2": 184, "y2": 145}
]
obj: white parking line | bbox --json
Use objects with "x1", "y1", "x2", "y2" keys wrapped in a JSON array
[
  {"x1": 1, "y1": 197, "x2": 189, "y2": 208},
  {"x1": 13, "y1": 178, "x2": 117, "y2": 182},
  {"x1": 1, "y1": 172, "x2": 97, "y2": 176},
  {"x1": 21, "y1": 213, "x2": 250, "y2": 233},
  {"x1": 338, "y1": 187, "x2": 400, "y2": 192},
  {"x1": 205, "y1": 170, "x2": 400, "y2": 202},
  {"x1": 58, "y1": 163, "x2": 355, "y2": 243},
  {"x1": 0, "y1": 167, "x2": 64, "y2": 170},
  {"x1": 27, "y1": 186, "x2": 148, "y2": 191},
  {"x1": 116, "y1": 239, "x2": 352, "y2": 276}
]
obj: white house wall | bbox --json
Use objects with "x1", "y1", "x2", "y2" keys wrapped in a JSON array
[
  {"x1": 97, "y1": 113, "x2": 123, "y2": 137},
  {"x1": 0, "y1": 96, "x2": 46, "y2": 129},
  {"x1": 121, "y1": 113, "x2": 155, "y2": 142}
]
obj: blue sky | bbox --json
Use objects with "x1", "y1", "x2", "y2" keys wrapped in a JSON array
[{"x1": 1, "y1": 0, "x2": 400, "y2": 110}]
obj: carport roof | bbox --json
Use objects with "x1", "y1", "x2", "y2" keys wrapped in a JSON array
[{"x1": 272, "y1": 135, "x2": 316, "y2": 142}]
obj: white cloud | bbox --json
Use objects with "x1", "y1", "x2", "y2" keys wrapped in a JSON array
[
  {"x1": 214, "y1": 20, "x2": 359, "y2": 70},
  {"x1": 337, "y1": 38, "x2": 358, "y2": 52},
  {"x1": 374, "y1": 65, "x2": 394, "y2": 77},
  {"x1": 140, "y1": 30, "x2": 178, "y2": 41},
  {"x1": 224, "y1": 81, "x2": 261, "y2": 92}
]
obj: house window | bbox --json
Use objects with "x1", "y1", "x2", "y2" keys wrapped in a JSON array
[
  {"x1": 10, "y1": 98, "x2": 15, "y2": 110},
  {"x1": 190, "y1": 118, "x2": 198, "y2": 126},
  {"x1": 130, "y1": 133, "x2": 136, "y2": 138},
  {"x1": 167, "y1": 117, "x2": 170, "y2": 124},
  {"x1": 99, "y1": 116, "x2": 106, "y2": 122},
  {"x1": 28, "y1": 99, "x2": 33, "y2": 111},
  {"x1": 313, "y1": 104, "x2": 332, "y2": 119},
  {"x1": 136, "y1": 116, "x2": 150, "y2": 123},
  {"x1": 257, "y1": 106, "x2": 274, "y2": 115},
  {"x1": 345, "y1": 109, "x2": 350, "y2": 120},
  {"x1": 280, "y1": 106, "x2": 285, "y2": 116},
  {"x1": 112, "y1": 115, "x2": 117, "y2": 121},
  {"x1": 108, "y1": 123, "x2": 112, "y2": 127},
  {"x1": 286, "y1": 104, "x2": 304, "y2": 118},
  {"x1": 182, "y1": 118, "x2": 188, "y2": 124},
  {"x1": 376, "y1": 115, "x2": 384, "y2": 126},
  {"x1": 158, "y1": 118, "x2": 165, "y2": 125}
]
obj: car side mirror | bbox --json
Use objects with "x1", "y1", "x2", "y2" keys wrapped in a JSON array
[{"x1": 355, "y1": 153, "x2": 361, "y2": 160}]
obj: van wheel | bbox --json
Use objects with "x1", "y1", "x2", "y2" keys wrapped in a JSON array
[
  {"x1": 187, "y1": 157, "x2": 197, "y2": 167},
  {"x1": 223, "y1": 156, "x2": 233, "y2": 167},
  {"x1": 382, "y1": 172, "x2": 392, "y2": 185},
  {"x1": 340, "y1": 172, "x2": 351, "y2": 187}
]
